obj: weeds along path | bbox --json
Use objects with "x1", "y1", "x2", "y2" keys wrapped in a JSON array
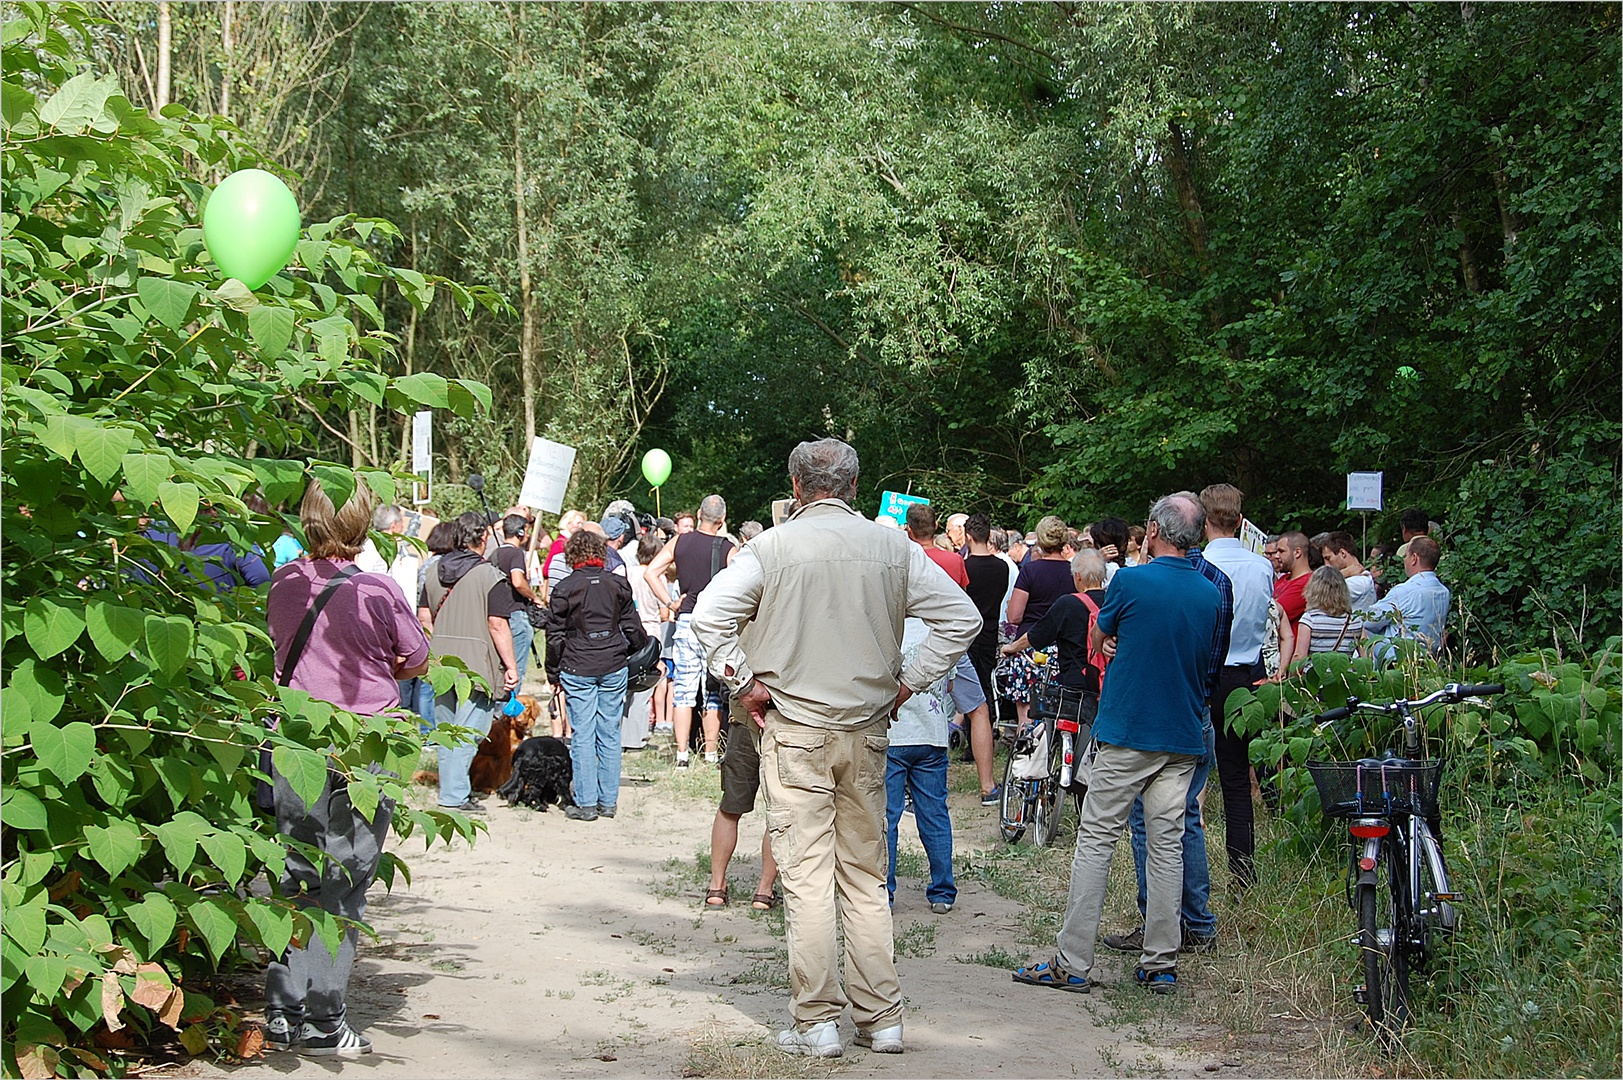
[{"x1": 188, "y1": 748, "x2": 1252, "y2": 1078}]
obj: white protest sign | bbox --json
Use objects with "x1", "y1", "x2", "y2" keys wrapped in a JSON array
[
  {"x1": 519, "y1": 437, "x2": 577, "y2": 515},
  {"x1": 1347, "y1": 471, "x2": 1384, "y2": 512},
  {"x1": 411, "y1": 410, "x2": 432, "y2": 505},
  {"x1": 1238, "y1": 517, "x2": 1268, "y2": 555}
]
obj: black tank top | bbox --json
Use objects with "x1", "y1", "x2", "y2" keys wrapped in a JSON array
[{"x1": 674, "y1": 531, "x2": 736, "y2": 615}]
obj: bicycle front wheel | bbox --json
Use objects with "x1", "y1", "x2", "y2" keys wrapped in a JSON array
[
  {"x1": 1032, "y1": 720, "x2": 1064, "y2": 848},
  {"x1": 999, "y1": 752, "x2": 1025, "y2": 844}
]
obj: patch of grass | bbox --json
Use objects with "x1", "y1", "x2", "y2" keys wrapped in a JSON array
[
  {"x1": 429, "y1": 959, "x2": 462, "y2": 973},
  {"x1": 580, "y1": 969, "x2": 614, "y2": 986},
  {"x1": 893, "y1": 921, "x2": 937, "y2": 958},
  {"x1": 653, "y1": 849, "x2": 713, "y2": 900},
  {"x1": 891, "y1": 844, "x2": 928, "y2": 880},
  {"x1": 953, "y1": 945, "x2": 1025, "y2": 969},
  {"x1": 626, "y1": 928, "x2": 677, "y2": 954},
  {"x1": 685, "y1": 1023, "x2": 844, "y2": 1079},
  {"x1": 726, "y1": 948, "x2": 790, "y2": 991}
]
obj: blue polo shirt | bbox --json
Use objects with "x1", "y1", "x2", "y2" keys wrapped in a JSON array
[{"x1": 1093, "y1": 555, "x2": 1221, "y2": 757}]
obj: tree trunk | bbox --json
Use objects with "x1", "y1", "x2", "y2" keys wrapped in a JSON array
[
  {"x1": 1162, "y1": 119, "x2": 1225, "y2": 329},
  {"x1": 155, "y1": 1, "x2": 171, "y2": 110},
  {"x1": 510, "y1": 7, "x2": 538, "y2": 449},
  {"x1": 1452, "y1": 206, "x2": 1483, "y2": 294},
  {"x1": 348, "y1": 408, "x2": 365, "y2": 468},
  {"x1": 219, "y1": 1, "x2": 234, "y2": 118}
]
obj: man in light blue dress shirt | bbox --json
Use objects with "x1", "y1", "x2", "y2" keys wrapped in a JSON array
[{"x1": 1363, "y1": 535, "x2": 1451, "y2": 660}]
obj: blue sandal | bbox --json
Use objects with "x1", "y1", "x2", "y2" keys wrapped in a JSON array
[
  {"x1": 1012, "y1": 960, "x2": 1093, "y2": 993},
  {"x1": 1135, "y1": 967, "x2": 1177, "y2": 994}
]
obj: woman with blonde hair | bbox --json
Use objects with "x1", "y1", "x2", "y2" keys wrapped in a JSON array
[
  {"x1": 1289, "y1": 565, "x2": 1360, "y2": 666},
  {"x1": 997, "y1": 516, "x2": 1076, "y2": 767}
]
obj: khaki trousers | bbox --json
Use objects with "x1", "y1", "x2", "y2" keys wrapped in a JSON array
[
  {"x1": 760, "y1": 713, "x2": 901, "y2": 1030},
  {"x1": 1055, "y1": 743, "x2": 1198, "y2": 978}
]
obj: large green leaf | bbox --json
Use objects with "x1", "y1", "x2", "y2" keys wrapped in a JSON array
[
  {"x1": 152, "y1": 814, "x2": 208, "y2": 874},
  {"x1": 156, "y1": 480, "x2": 200, "y2": 534},
  {"x1": 198, "y1": 831, "x2": 246, "y2": 887},
  {"x1": 2, "y1": 886, "x2": 47, "y2": 955},
  {"x1": 85, "y1": 600, "x2": 145, "y2": 663},
  {"x1": 246, "y1": 304, "x2": 294, "y2": 359},
  {"x1": 307, "y1": 464, "x2": 355, "y2": 513},
  {"x1": 30, "y1": 721, "x2": 96, "y2": 785},
  {"x1": 243, "y1": 902, "x2": 294, "y2": 959},
  {"x1": 37, "y1": 71, "x2": 113, "y2": 133},
  {"x1": 73, "y1": 423, "x2": 134, "y2": 484},
  {"x1": 7, "y1": 658, "x2": 64, "y2": 726},
  {"x1": 142, "y1": 614, "x2": 194, "y2": 678},
  {"x1": 1, "y1": 788, "x2": 48, "y2": 831},
  {"x1": 83, "y1": 819, "x2": 142, "y2": 878},
  {"x1": 272, "y1": 745, "x2": 329, "y2": 811},
  {"x1": 187, "y1": 898, "x2": 238, "y2": 965},
  {"x1": 395, "y1": 372, "x2": 450, "y2": 408},
  {"x1": 135, "y1": 277, "x2": 198, "y2": 331},
  {"x1": 250, "y1": 458, "x2": 306, "y2": 505},
  {"x1": 23, "y1": 596, "x2": 85, "y2": 659},
  {"x1": 119, "y1": 453, "x2": 170, "y2": 506},
  {"x1": 24, "y1": 954, "x2": 67, "y2": 1002},
  {"x1": 127, "y1": 894, "x2": 177, "y2": 955}
]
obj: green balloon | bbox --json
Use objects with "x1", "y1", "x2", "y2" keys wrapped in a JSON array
[
  {"x1": 641, "y1": 448, "x2": 672, "y2": 488},
  {"x1": 202, "y1": 169, "x2": 301, "y2": 290}
]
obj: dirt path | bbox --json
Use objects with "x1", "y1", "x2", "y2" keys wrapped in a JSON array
[{"x1": 193, "y1": 748, "x2": 1268, "y2": 1079}]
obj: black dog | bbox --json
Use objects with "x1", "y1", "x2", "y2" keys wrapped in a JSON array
[{"x1": 496, "y1": 736, "x2": 574, "y2": 812}]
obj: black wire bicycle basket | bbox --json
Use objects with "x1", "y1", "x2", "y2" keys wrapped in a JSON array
[{"x1": 1305, "y1": 758, "x2": 1444, "y2": 820}]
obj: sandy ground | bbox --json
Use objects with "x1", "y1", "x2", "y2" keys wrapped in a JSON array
[{"x1": 186, "y1": 739, "x2": 1284, "y2": 1080}]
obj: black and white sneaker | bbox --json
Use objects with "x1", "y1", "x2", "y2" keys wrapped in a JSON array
[
  {"x1": 263, "y1": 1014, "x2": 297, "y2": 1051},
  {"x1": 299, "y1": 1020, "x2": 373, "y2": 1057}
]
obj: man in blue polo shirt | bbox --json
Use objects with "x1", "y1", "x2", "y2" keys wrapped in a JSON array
[{"x1": 1013, "y1": 492, "x2": 1221, "y2": 997}]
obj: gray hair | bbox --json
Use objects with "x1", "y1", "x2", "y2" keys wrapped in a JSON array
[
  {"x1": 372, "y1": 503, "x2": 404, "y2": 531},
  {"x1": 738, "y1": 520, "x2": 764, "y2": 542},
  {"x1": 989, "y1": 526, "x2": 1008, "y2": 552},
  {"x1": 1149, "y1": 492, "x2": 1205, "y2": 551},
  {"x1": 1070, "y1": 551, "x2": 1107, "y2": 587},
  {"x1": 698, "y1": 494, "x2": 727, "y2": 524},
  {"x1": 788, "y1": 438, "x2": 859, "y2": 501}
]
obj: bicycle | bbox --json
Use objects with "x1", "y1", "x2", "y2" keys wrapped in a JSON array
[
  {"x1": 997, "y1": 651, "x2": 1091, "y2": 847},
  {"x1": 1305, "y1": 681, "x2": 1502, "y2": 1044}
]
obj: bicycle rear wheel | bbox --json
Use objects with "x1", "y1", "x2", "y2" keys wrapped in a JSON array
[
  {"x1": 1032, "y1": 720, "x2": 1064, "y2": 847},
  {"x1": 1357, "y1": 861, "x2": 1409, "y2": 1044},
  {"x1": 998, "y1": 752, "x2": 1025, "y2": 844}
]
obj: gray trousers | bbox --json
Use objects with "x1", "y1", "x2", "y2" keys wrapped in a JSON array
[
  {"x1": 264, "y1": 768, "x2": 392, "y2": 1025},
  {"x1": 1055, "y1": 743, "x2": 1197, "y2": 978}
]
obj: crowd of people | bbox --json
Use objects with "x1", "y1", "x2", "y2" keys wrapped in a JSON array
[{"x1": 238, "y1": 439, "x2": 1454, "y2": 1058}]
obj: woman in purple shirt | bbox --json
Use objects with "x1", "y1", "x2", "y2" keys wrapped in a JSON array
[
  {"x1": 262, "y1": 482, "x2": 429, "y2": 1057},
  {"x1": 1000, "y1": 515, "x2": 1076, "y2": 730}
]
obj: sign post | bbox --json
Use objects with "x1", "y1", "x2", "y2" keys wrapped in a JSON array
[
  {"x1": 518, "y1": 437, "x2": 577, "y2": 516},
  {"x1": 1347, "y1": 471, "x2": 1384, "y2": 561},
  {"x1": 411, "y1": 410, "x2": 432, "y2": 505}
]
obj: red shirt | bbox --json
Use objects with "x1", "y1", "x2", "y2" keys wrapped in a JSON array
[
  {"x1": 1275, "y1": 572, "x2": 1310, "y2": 637},
  {"x1": 924, "y1": 546, "x2": 970, "y2": 589}
]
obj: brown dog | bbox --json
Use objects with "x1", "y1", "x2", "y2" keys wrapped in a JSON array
[{"x1": 467, "y1": 695, "x2": 542, "y2": 792}]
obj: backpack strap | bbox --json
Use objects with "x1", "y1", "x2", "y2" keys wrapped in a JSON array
[{"x1": 277, "y1": 565, "x2": 362, "y2": 687}]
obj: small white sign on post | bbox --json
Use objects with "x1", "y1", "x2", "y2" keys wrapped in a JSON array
[
  {"x1": 519, "y1": 437, "x2": 577, "y2": 515},
  {"x1": 411, "y1": 410, "x2": 432, "y2": 505},
  {"x1": 1347, "y1": 471, "x2": 1384, "y2": 512}
]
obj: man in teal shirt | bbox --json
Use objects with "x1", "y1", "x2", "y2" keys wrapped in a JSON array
[
  {"x1": 1363, "y1": 534, "x2": 1450, "y2": 661},
  {"x1": 1013, "y1": 492, "x2": 1220, "y2": 998}
]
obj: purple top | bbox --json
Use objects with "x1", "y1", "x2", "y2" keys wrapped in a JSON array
[
  {"x1": 1013, "y1": 556, "x2": 1076, "y2": 638},
  {"x1": 267, "y1": 557, "x2": 429, "y2": 716}
]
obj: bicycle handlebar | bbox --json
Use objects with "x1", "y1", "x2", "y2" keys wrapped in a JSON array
[{"x1": 1313, "y1": 682, "x2": 1502, "y2": 725}]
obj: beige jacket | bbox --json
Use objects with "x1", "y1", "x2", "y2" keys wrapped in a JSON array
[{"x1": 690, "y1": 499, "x2": 981, "y2": 731}]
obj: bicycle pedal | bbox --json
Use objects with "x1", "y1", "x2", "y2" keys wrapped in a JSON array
[{"x1": 1353, "y1": 985, "x2": 1369, "y2": 1006}]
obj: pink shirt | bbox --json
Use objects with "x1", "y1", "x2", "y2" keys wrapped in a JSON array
[
  {"x1": 267, "y1": 558, "x2": 429, "y2": 716},
  {"x1": 924, "y1": 546, "x2": 970, "y2": 589}
]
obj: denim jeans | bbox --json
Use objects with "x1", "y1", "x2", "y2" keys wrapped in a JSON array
[
  {"x1": 435, "y1": 689, "x2": 495, "y2": 807},
  {"x1": 1128, "y1": 713, "x2": 1217, "y2": 938},
  {"x1": 508, "y1": 610, "x2": 534, "y2": 689},
  {"x1": 561, "y1": 667, "x2": 627, "y2": 810},
  {"x1": 884, "y1": 744, "x2": 956, "y2": 906}
]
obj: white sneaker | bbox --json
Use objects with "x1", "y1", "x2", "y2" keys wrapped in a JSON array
[
  {"x1": 298, "y1": 1020, "x2": 372, "y2": 1057},
  {"x1": 855, "y1": 1022, "x2": 904, "y2": 1053},
  {"x1": 775, "y1": 1020, "x2": 843, "y2": 1058}
]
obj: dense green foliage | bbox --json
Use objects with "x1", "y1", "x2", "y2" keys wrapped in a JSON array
[{"x1": 1, "y1": 5, "x2": 500, "y2": 1072}]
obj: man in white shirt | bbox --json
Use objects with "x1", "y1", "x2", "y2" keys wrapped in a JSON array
[
  {"x1": 1195, "y1": 484, "x2": 1276, "y2": 889},
  {"x1": 1323, "y1": 531, "x2": 1377, "y2": 611}
]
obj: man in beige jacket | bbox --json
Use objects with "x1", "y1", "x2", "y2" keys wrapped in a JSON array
[{"x1": 692, "y1": 439, "x2": 979, "y2": 1058}]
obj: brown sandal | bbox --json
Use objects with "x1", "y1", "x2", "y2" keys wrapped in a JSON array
[
  {"x1": 751, "y1": 892, "x2": 782, "y2": 911},
  {"x1": 704, "y1": 887, "x2": 729, "y2": 907}
]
